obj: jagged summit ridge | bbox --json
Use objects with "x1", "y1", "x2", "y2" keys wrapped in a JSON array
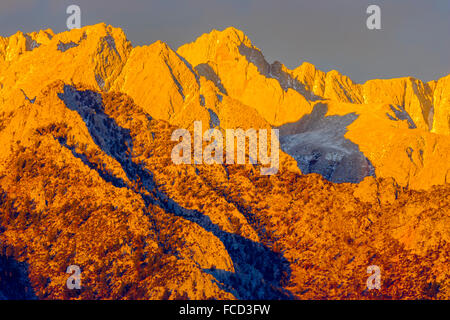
[
  {"x1": 0, "y1": 24, "x2": 449, "y2": 188},
  {"x1": 0, "y1": 23, "x2": 132, "y2": 114}
]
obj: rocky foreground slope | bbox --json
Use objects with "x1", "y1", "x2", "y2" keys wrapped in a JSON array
[{"x1": 0, "y1": 24, "x2": 449, "y2": 299}]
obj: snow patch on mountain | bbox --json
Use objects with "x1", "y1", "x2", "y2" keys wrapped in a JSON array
[
  {"x1": 279, "y1": 103, "x2": 375, "y2": 183},
  {"x1": 57, "y1": 40, "x2": 79, "y2": 52}
]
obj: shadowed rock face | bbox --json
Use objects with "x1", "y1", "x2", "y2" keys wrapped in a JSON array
[
  {"x1": 176, "y1": 26, "x2": 450, "y2": 189},
  {"x1": 279, "y1": 103, "x2": 375, "y2": 183}
]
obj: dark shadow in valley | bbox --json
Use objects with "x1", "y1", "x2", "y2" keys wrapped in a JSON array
[
  {"x1": 58, "y1": 85, "x2": 293, "y2": 300},
  {"x1": 278, "y1": 103, "x2": 375, "y2": 183},
  {"x1": 56, "y1": 139, "x2": 128, "y2": 189},
  {"x1": 0, "y1": 251, "x2": 36, "y2": 300}
]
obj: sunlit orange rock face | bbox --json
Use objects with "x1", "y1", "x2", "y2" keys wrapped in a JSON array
[{"x1": 0, "y1": 24, "x2": 449, "y2": 300}]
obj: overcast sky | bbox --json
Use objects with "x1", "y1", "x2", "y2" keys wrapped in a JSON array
[{"x1": 1, "y1": 0, "x2": 449, "y2": 83}]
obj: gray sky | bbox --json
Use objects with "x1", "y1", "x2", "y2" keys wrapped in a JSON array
[{"x1": 1, "y1": 0, "x2": 449, "y2": 83}]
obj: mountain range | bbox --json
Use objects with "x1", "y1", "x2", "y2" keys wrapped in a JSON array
[{"x1": 0, "y1": 23, "x2": 448, "y2": 299}]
